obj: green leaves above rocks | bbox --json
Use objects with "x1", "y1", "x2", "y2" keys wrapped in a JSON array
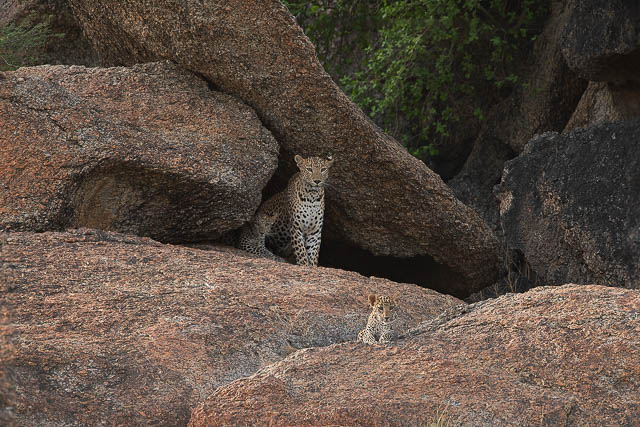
[{"x1": 285, "y1": 0, "x2": 549, "y2": 162}]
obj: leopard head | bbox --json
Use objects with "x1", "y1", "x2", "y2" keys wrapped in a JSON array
[
  {"x1": 294, "y1": 154, "x2": 334, "y2": 188},
  {"x1": 368, "y1": 294, "x2": 397, "y2": 323},
  {"x1": 252, "y1": 211, "x2": 277, "y2": 235}
]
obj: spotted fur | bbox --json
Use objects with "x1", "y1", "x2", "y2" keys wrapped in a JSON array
[
  {"x1": 358, "y1": 294, "x2": 397, "y2": 345},
  {"x1": 237, "y1": 210, "x2": 284, "y2": 262},
  {"x1": 261, "y1": 154, "x2": 333, "y2": 266}
]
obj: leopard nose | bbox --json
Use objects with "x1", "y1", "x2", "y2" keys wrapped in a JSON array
[{"x1": 314, "y1": 179, "x2": 322, "y2": 184}]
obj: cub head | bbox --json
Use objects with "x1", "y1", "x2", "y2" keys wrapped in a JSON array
[
  {"x1": 253, "y1": 211, "x2": 278, "y2": 235},
  {"x1": 368, "y1": 294, "x2": 397, "y2": 323},
  {"x1": 294, "y1": 154, "x2": 334, "y2": 187}
]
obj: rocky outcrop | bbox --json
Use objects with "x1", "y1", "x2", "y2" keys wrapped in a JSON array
[
  {"x1": 190, "y1": 285, "x2": 640, "y2": 426},
  {"x1": 66, "y1": 0, "x2": 501, "y2": 296},
  {"x1": 497, "y1": 121, "x2": 640, "y2": 288},
  {"x1": 449, "y1": 1, "x2": 586, "y2": 231},
  {"x1": 0, "y1": 62, "x2": 278, "y2": 242},
  {"x1": 0, "y1": 229, "x2": 462, "y2": 426},
  {"x1": 562, "y1": 0, "x2": 640, "y2": 82},
  {"x1": 564, "y1": 81, "x2": 640, "y2": 131}
]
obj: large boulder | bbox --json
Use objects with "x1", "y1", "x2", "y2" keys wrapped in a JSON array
[
  {"x1": 561, "y1": 0, "x2": 640, "y2": 82},
  {"x1": 497, "y1": 120, "x2": 640, "y2": 288},
  {"x1": 66, "y1": 0, "x2": 501, "y2": 296},
  {"x1": 449, "y1": 1, "x2": 586, "y2": 231},
  {"x1": 0, "y1": 229, "x2": 462, "y2": 426},
  {"x1": 0, "y1": 61, "x2": 278, "y2": 242},
  {"x1": 190, "y1": 285, "x2": 640, "y2": 426}
]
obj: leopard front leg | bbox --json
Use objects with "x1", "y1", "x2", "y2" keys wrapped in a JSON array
[
  {"x1": 379, "y1": 324, "x2": 394, "y2": 344},
  {"x1": 304, "y1": 229, "x2": 322, "y2": 267},
  {"x1": 357, "y1": 328, "x2": 377, "y2": 345},
  {"x1": 291, "y1": 228, "x2": 310, "y2": 266}
]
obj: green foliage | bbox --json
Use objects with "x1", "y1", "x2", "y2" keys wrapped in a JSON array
[
  {"x1": 0, "y1": 14, "x2": 62, "y2": 71},
  {"x1": 284, "y1": 0, "x2": 550, "y2": 161}
]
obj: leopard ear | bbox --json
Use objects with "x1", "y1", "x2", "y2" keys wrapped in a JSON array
[
  {"x1": 294, "y1": 154, "x2": 304, "y2": 167},
  {"x1": 368, "y1": 294, "x2": 377, "y2": 307},
  {"x1": 326, "y1": 155, "x2": 334, "y2": 166}
]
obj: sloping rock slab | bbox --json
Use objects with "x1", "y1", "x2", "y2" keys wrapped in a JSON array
[
  {"x1": 562, "y1": 0, "x2": 640, "y2": 82},
  {"x1": 0, "y1": 229, "x2": 461, "y2": 426},
  {"x1": 67, "y1": 0, "x2": 500, "y2": 296},
  {"x1": 0, "y1": 61, "x2": 278, "y2": 242},
  {"x1": 497, "y1": 121, "x2": 640, "y2": 287},
  {"x1": 190, "y1": 285, "x2": 640, "y2": 426}
]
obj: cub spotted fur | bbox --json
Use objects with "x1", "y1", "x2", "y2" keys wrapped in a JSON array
[
  {"x1": 237, "y1": 210, "x2": 284, "y2": 262},
  {"x1": 261, "y1": 154, "x2": 333, "y2": 266},
  {"x1": 358, "y1": 294, "x2": 397, "y2": 345}
]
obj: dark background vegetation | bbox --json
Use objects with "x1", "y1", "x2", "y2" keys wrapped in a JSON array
[{"x1": 284, "y1": 0, "x2": 550, "y2": 178}]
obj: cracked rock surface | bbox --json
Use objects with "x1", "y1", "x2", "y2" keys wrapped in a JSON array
[
  {"x1": 0, "y1": 229, "x2": 461, "y2": 426},
  {"x1": 190, "y1": 285, "x2": 640, "y2": 426}
]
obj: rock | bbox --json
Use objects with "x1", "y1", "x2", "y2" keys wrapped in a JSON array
[
  {"x1": 561, "y1": 0, "x2": 640, "y2": 82},
  {"x1": 564, "y1": 81, "x2": 640, "y2": 131},
  {"x1": 0, "y1": 62, "x2": 278, "y2": 242},
  {"x1": 190, "y1": 285, "x2": 640, "y2": 426},
  {"x1": 497, "y1": 121, "x2": 640, "y2": 288},
  {"x1": 449, "y1": 1, "x2": 586, "y2": 231},
  {"x1": 0, "y1": 0, "x2": 99, "y2": 67},
  {"x1": 66, "y1": 0, "x2": 501, "y2": 296},
  {"x1": 0, "y1": 229, "x2": 462, "y2": 426}
]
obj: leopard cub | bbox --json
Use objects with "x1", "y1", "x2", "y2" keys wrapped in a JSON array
[
  {"x1": 237, "y1": 210, "x2": 284, "y2": 262},
  {"x1": 358, "y1": 294, "x2": 397, "y2": 345}
]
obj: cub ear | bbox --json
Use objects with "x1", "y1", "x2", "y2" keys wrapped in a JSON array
[
  {"x1": 294, "y1": 154, "x2": 304, "y2": 167},
  {"x1": 368, "y1": 294, "x2": 377, "y2": 307}
]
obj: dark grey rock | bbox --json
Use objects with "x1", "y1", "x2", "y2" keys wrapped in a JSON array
[
  {"x1": 449, "y1": 1, "x2": 586, "y2": 232},
  {"x1": 562, "y1": 1, "x2": 640, "y2": 82},
  {"x1": 497, "y1": 121, "x2": 640, "y2": 288}
]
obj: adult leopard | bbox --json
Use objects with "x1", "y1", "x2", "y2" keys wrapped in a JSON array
[{"x1": 260, "y1": 154, "x2": 333, "y2": 266}]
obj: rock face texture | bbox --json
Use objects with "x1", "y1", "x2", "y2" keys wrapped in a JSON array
[
  {"x1": 564, "y1": 81, "x2": 640, "y2": 131},
  {"x1": 0, "y1": 229, "x2": 462, "y2": 426},
  {"x1": 497, "y1": 121, "x2": 640, "y2": 288},
  {"x1": 562, "y1": 0, "x2": 640, "y2": 82},
  {"x1": 190, "y1": 285, "x2": 640, "y2": 426},
  {"x1": 0, "y1": 62, "x2": 278, "y2": 242},
  {"x1": 67, "y1": 0, "x2": 501, "y2": 296},
  {"x1": 449, "y1": 1, "x2": 586, "y2": 231}
]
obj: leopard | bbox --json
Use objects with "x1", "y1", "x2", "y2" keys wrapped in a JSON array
[
  {"x1": 260, "y1": 154, "x2": 333, "y2": 266},
  {"x1": 236, "y1": 209, "x2": 284, "y2": 262},
  {"x1": 357, "y1": 294, "x2": 397, "y2": 345}
]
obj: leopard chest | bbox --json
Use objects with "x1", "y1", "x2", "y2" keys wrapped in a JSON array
[{"x1": 291, "y1": 197, "x2": 324, "y2": 233}]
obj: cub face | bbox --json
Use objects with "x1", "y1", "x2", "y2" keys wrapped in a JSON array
[
  {"x1": 294, "y1": 154, "x2": 334, "y2": 187},
  {"x1": 368, "y1": 294, "x2": 397, "y2": 323},
  {"x1": 253, "y1": 211, "x2": 278, "y2": 235}
]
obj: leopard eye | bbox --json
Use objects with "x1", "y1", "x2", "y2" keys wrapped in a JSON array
[
  {"x1": 321, "y1": 168, "x2": 327, "y2": 172},
  {"x1": 306, "y1": 168, "x2": 313, "y2": 172}
]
